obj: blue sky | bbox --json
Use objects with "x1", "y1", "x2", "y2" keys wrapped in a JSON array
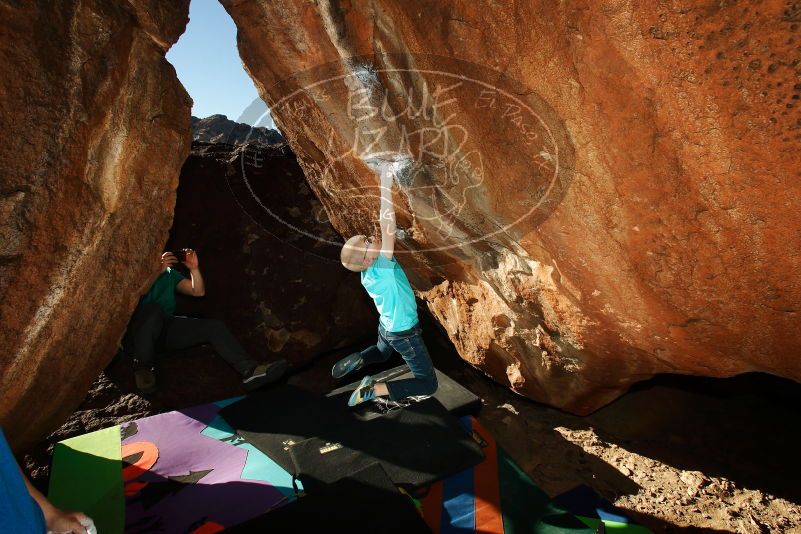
[{"x1": 167, "y1": 0, "x2": 274, "y2": 128}]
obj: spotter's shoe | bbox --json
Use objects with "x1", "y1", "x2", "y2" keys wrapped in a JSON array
[
  {"x1": 243, "y1": 359, "x2": 288, "y2": 392},
  {"x1": 135, "y1": 367, "x2": 157, "y2": 394},
  {"x1": 348, "y1": 375, "x2": 376, "y2": 407},
  {"x1": 331, "y1": 352, "x2": 365, "y2": 380}
]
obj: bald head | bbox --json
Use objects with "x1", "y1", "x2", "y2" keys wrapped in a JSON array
[{"x1": 341, "y1": 235, "x2": 368, "y2": 272}]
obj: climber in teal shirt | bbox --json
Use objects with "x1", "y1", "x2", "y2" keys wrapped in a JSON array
[{"x1": 335, "y1": 157, "x2": 438, "y2": 407}]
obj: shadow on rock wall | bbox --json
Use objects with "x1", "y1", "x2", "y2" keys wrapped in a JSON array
[{"x1": 165, "y1": 141, "x2": 377, "y2": 368}]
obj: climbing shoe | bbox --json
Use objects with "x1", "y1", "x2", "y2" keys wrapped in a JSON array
[
  {"x1": 331, "y1": 352, "x2": 365, "y2": 379},
  {"x1": 348, "y1": 375, "x2": 376, "y2": 407},
  {"x1": 134, "y1": 366, "x2": 157, "y2": 394},
  {"x1": 242, "y1": 359, "x2": 288, "y2": 392}
]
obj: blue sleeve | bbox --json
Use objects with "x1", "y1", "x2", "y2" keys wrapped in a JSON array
[{"x1": 0, "y1": 428, "x2": 47, "y2": 534}]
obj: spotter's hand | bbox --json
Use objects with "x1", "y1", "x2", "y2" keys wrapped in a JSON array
[
  {"x1": 46, "y1": 509, "x2": 94, "y2": 534},
  {"x1": 182, "y1": 249, "x2": 199, "y2": 270},
  {"x1": 160, "y1": 252, "x2": 178, "y2": 272}
]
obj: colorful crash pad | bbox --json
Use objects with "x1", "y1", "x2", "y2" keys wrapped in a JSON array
[
  {"x1": 552, "y1": 484, "x2": 652, "y2": 533},
  {"x1": 418, "y1": 418, "x2": 594, "y2": 533},
  {"x1": 49, "y1": 399, "x2": 650, "y2": 533},
  {"x1": 49, "y1": 398, "x2": 297, "y2": 534}
]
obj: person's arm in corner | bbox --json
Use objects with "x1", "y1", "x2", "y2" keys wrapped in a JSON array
[
  {"x1": 176, "y1": 249, "x2": 205, "y2": 297},
  {"x1": 378, "y1": 166, "x2": 396, "y2": 260},
  {"x1": 22, "y1": 468, "x2": 91, "y2": 533}
]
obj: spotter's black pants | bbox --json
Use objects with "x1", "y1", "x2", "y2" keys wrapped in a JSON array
[{"x1": 125, "y1": 302, "x2": 256, "y2": 377}]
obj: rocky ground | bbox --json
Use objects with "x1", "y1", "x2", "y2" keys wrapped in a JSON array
[
  {"x1": 24, "y1": 315, "x2": 801, "y2": 533},
  {"x1": 457, "y1": 367, "x2": 801, "y2": 533}
]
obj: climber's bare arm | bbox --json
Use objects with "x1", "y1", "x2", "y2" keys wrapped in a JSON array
[{"x1": 379, "y1": 167, "x2": 396, "y2": 259}]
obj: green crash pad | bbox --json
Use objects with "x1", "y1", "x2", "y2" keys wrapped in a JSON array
[{"x1": 48, "y1": 426, "x2": 123, "y2": 534}]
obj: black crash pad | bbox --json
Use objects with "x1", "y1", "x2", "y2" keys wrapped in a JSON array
[
  {"x1": 327, "y1": 366, "x2": 482, "y2": 417},
  {"x1": 289, "y1": 398, "x2": 485, "y2": 491},
  {"x1": 220, "y1": 386, "x2": 484, "y2": 489},
  {"x1": 223, "y1": 462, "x2": 432, "y2": 533},
  {"x1": 219, "y1": 385, "x2": 353, "y2": 473}
]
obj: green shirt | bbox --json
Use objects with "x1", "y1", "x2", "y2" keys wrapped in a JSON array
[
  {"x1": 360, "y1": 254, "x2": 418, "y2": 333},
  {"x1": 140, "y1": 267, "x2": 186, "y2": 315}
]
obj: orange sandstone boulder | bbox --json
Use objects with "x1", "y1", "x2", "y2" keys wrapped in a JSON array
[
  {"x1": 221, "y1": 0, "x2": 801, "y2": 413},
  {"x1": 0, "y1": 0, "x2": 191, "y2": 450}
]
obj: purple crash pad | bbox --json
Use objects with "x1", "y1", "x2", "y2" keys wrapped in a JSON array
[{"x1": 122, "y1": 403, "x2": 288, "y2": 533}]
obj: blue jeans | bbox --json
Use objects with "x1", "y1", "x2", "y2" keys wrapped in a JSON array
[{"x1": 360, "y1": 323, "x2": 438, "y2": 400}]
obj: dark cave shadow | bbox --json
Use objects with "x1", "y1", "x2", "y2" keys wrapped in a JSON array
[
  {"x1": 62, "y1": 301, "x2": 801, "y2": 533},
  {"x1": 220, "y1": 385, "x2": 485, "y2": 493},
  {"x1": 224, "y1": 464, "x2": 432, "y2": 533},
  {"x1": 106, "y1": 345, "x2": 248, "y2": 412},
  {"x1": 108, "y1": 326, "x2": 487, "y2": 500},
  {"x1": 622, "y1": 509, "x2": 733, "y2": 534},
  {"x1": 416, "y1": 311, "x2": 801, "y2": 531},
  {"x1": 248, "y1": 309, "x2": 801, "y2": 509},
  {"x1": 105, "y1": 326, "x2": 381, "y2": 413},
  {"x1": 433, "y1": 365, "x2": 758, "y2": 533},
  {"x1": 463, "y1": 356, "x2": 801, "y2": 507},
  {"x1": 582, "y1": 372, "x2": 801, "y2": 505},
  {"x1": 424, "y1": 303, "x2": 801, "y2": 504}
]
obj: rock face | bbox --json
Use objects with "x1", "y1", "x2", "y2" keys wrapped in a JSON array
[
  {"x1": 169, "y1": 142, "x2": 375, "y2": 365},
  {"x1": 0, "y1": 0, "x2": 191, "y2": 450},
  {"x1": 191, "y1": 115, "x2": 284, "y2": 145},
  {"x1": 220, "y1": 0, "x2": 801, "y2": 413}
]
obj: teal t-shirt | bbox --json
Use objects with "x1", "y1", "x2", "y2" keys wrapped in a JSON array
[
  {"x1": 360, "y1": 254, "x2": 418, "y2": 333},
  {"x1": 140, "y1": 267, "x2": 186, "y2": 315}
]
